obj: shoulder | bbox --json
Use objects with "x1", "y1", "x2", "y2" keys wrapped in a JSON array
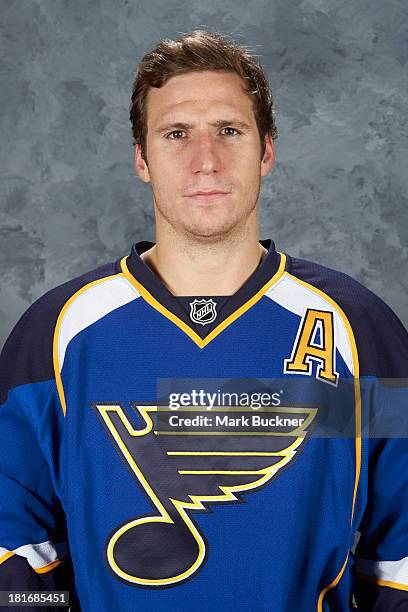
[
  {"x1": 287, "y1": 254, "x2": 385, "y2": 314},
  {"x1": 285, "y1": 253, "x2": 408, "y2": 377},
  {"x1": 0, "y1": 258, "x2": 121, "y2": 403}
]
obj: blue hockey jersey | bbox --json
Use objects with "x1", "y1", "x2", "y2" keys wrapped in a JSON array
[{"x1": 1, "y1": 238, "x2": 407, "y2": 611}]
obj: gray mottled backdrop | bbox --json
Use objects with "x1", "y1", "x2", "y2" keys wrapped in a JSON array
[{"x1": 1, "y1": 0, "x2": 407, "y2": 347}]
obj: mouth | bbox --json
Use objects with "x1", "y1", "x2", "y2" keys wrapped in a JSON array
[{"x1": 186, "y1": 190, "x2": 230, "y2": 203}]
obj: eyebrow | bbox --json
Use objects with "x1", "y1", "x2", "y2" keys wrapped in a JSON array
[{"x1": 153, "y1": 118, "x2": 252, "y2": 134}]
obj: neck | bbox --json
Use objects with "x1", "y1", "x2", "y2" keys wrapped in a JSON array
[{"x1": 140, "y1": 226, "x2": 267, "y2": 297}]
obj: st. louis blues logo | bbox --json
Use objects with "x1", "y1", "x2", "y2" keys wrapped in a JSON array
[
  {"x1": 93, "y1": 402, "x2": 317, "y2": 588},
  {"x1": 189, "y1": 299, "x2": 217, "y2": 326}
]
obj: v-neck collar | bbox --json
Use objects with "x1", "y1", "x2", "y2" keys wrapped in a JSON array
[{"x1": 120, "y1": 238, "x2": 286, "y2": 348}]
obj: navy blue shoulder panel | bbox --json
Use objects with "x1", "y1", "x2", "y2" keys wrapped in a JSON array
[
  {"x1": 0, "y1": 259, "x2": 121, "y2": 405},
  {"x1": 354, "y1": 578, "x2": 408, "y2": 611},
  {"x1": 286, "y1": 254, "x2": 408, "y2": 378}
]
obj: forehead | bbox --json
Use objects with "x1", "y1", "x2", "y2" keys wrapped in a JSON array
[{"x1": 145, "y1": 70, "x2": 255, "y2": 125}]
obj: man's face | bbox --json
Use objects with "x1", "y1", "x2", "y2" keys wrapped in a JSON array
[{"x1": 135, "y1": 70, "x2": 275, "y2": 241}]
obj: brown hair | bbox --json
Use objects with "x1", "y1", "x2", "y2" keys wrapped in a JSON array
[{"x1": 129, "y1": 30, "x2": 278, "y2": 164}]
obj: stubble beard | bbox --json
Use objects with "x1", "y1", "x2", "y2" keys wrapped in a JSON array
[{"x1": 151, "y1": 180, "x2": 261, "y2": 244}]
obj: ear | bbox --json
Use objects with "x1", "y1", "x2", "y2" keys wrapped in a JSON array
[
  {"x1": 260, "y1": 134, "x2": 275, "y2": 178},
  {"x1": 134, "y1": 144, "x2": 151, "y2": 183}
]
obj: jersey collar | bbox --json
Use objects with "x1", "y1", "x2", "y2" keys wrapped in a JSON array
[{"x1": 120, "y1": 239, "x2": 285, "y2": 347}]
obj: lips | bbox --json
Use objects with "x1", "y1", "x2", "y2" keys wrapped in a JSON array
[
  {"x1": 190, "y1": 190, "x2": 228, "y2": 196},
  {"x1": 186, "y1": 189, "x2": 230, "y2": 202}
]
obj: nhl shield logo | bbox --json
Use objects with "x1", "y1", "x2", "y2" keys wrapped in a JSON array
[{"x1": 189, "y1": 299, "x2": 217, "y2": 326}]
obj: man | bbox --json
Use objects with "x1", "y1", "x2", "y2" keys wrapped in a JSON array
[{"x1": 0, "y1": 30, "x2": 407, "y2": 611}]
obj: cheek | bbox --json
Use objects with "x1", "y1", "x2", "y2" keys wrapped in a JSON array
[
  {"x1": 149, "y1": 163, "x2": 178, "y2": 192},
  {"x1": 235, "y1": 161, "x2": 260, "y2": 189},
  {"x1": 233, "y1": 147, "x2": 260, "y2": 170},
  {"x1": 151, "y1": 172, "x2": 186, "y2": 211}
]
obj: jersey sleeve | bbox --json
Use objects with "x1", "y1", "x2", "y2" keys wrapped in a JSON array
[
  {"x1": 0, "y1": 261, "x2": 116, "y2": 610},
  {"x1": 287, "y1": 255, "x2": 408, "y2": 610},
  {"x1": 352, "y1": 297, "x2": 408, "y2": 610},
  {"x1": 0, "y1": 298, "x2": 77, "y2": 610}
]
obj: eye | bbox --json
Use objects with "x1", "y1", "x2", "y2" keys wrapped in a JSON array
[
  {"x1": 165, "y1": 130, "x2": 186, "y2": 140},
  {"x1": 221, "y1": 127, "x2": 241, "y2": 136}
]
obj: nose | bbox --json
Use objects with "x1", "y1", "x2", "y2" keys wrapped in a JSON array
[{"x1": 190, "y1": 132, "x2": 221, "y2": 175}]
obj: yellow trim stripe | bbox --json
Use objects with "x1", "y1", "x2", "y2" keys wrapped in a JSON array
[
  {"x1": 0, "y1": 551, "x2": 63, "y2": 574},
  {"x1": 0, "y1": 550, "x2": 14, "y2": 565},
  {"x1": 120, "y1": 253, "x2": 286, "y2": 349},
  {"x1": 356, "y1": 571, "x2": 408, "y2": 592},
  {"x1": 318, "y1": 553, "x2": 350, "y2": 608},
  {"x1": 167, "y1": 438, "x2": 304, "y2": 457},
  {"x1": 52, "y1": 273, "x2": 125, "y2": 417},
  {"x1": 282, "y1": 271, "x2": 361, "y2": 611},
  {"x1": 156, "y1": 405, "x2": 310, "y2": 412},
  {"x1": 34, "y1": 558, "x2": 64, "y2": 574},
  {"x1": 178, "y1": 469, "x2": 284, "y2": 475},
  {"x1": 155, "y1": 431, "x2": 310, "y2": 436},
  {"x1": 167, "y1": 451, "x2": 297, "y2": 456}
]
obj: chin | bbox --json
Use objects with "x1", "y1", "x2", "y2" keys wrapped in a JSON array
[{"x1": 182, "y1": 221, "x2": 239, "y2": 241}]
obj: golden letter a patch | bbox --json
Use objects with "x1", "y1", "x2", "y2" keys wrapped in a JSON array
[{"x1": 284, "y1": 309, "x2": 339, "y2": 386}]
